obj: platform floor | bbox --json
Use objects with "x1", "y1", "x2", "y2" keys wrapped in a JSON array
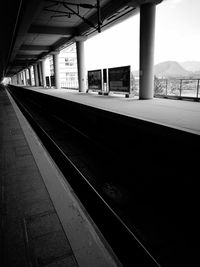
[
  {"x1": 0, "y1": 87, "x2": 119, "y2": 267},
  {"x1": 23, "y1": 86, "x2": 200, "y2": 135}
]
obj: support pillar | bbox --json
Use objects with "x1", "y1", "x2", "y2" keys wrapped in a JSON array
[
  {"x1": 18, "y1": 73, "x2": 21, "y2": 84},
  {"x1": 41, "y1": 59, "x2": 46, "y2": 88},
  {"x1": 17, "y1": 74, "x2": 20, "y2": 84},
  {"x1": 52, "y1": 52, "x2": 60, "y2": 89},
  {"x1": 38, "y1": 61, "x2": 42, "y2": 86},
  {"x1": 24, "y1": 69, "x2": 28, "y2": 85},
  {"x1": 75, "y1": 37, "x2": 87, "y2": 92},
  {"x1": 28, "y1": 67, "x2": 33, "y2": 86},
  {"x1": 139, "y1": 3, "x2": 156, "y2": 99},
  {"x1": 22, "y1": 71, "x2": 26, "y2": 85},
  {"x1": 14, "y1": 75, "x2": 17, "y2": 85},
  {"x1": 33, "y1": 64, "x2": 39, "y2": 87},
  {"x1": 19, "y1": 72, "x2": 23, "y2": 85}
]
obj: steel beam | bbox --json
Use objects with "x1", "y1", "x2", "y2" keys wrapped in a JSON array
[
  {"x1": 20, "y1": 45, "x2": 51, "y2": 51},
  {"x1": 28, "y1": 25, "x2": 75, "y2": 36},
  {"x1": 15, "y1": 54, "x2": 38, "y2": 59}
]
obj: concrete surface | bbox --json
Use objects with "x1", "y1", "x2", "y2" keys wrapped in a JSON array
[
  {"x1": 23, "y1": 87, "x2": 200, "y2": 135},
  {"x1": 0, "y1": 86, "x2": 120, "y2": 267}
]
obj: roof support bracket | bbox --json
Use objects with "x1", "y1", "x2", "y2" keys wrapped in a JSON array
[{"x1": 44, "y1": 0, "x2": 102, "y2": 32}]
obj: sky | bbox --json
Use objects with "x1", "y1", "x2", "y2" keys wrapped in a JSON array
[{"x1": 85, "y1": 0, "x2": 200, "y2": 71}]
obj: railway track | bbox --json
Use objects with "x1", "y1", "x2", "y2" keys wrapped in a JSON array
[
  {"x1": 7, "y1": 85, "x2": 200, "y2": 266},
  {"x1": 7, "y1": 86, "x2": 161, "y2": 266}
]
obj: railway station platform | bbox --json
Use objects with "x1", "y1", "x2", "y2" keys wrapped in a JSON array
[
  {"x1": 0, "y1": 86, "x2": 120, "y2": 267},
  {"x1": 2, "y1": 84, "x2": 200, "y2": 266},
  {"x1": 22, "y1": 86, "x2": 200, "y2": 135}
]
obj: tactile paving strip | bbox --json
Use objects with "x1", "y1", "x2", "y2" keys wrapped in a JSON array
[{"x1": 23, "y1": 211, "x2": 78, "y2": 267}]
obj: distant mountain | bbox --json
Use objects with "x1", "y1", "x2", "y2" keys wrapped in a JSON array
[
  {"x1": 154, "y1": 61, "x2": 190, "y2": 78},
  {"x1": 132, "y1": 61, "x2": 200, "y2": 78},
  {"x1": 132, "y1": 61, "x2": 192, "y2": 78},
  {"x1": 180, "y1": 61, "x2": 200, "y2": 72}
]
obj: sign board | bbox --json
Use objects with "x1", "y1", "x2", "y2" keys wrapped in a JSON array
[
  {"x1": 50, "y1": 75, "x2": 55, "y2": 87},
  {"x1": 46, "y1": 76, "x2": 50, "y2": 87},
  {"x1": 108, "y1": 66, "x2": 130, "y2": 93},
  {"x1": 88, "y1": 69, "x2": 102, "y2": 91}
]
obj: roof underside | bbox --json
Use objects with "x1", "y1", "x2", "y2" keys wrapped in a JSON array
[{"x1": 0, "y1": 0, "x2": 162, "y2": 78}]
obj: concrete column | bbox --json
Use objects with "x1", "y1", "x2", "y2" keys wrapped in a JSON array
[
  {"x1": 75, "y1": 37, "x2": 87, "y2": 92},
  {"x1": 23, "y1": 70, "x2": 25, "y2": 85},
  {"x1": 139, "y1": 3, "x2": 156, "y2": 99},
  {"x1": 22, "y1": 71, "x2": 26, "y2": 85},
  {"x1": 24, "y1": 69, "x2": 28, "y2": 85},
  {"x1": 22, "y1": 72, "x2": 24, "y2": 84},
  {"x1": 38, "y1": 61, "x2": 42, "y2": 86},
  {"x1": 17, "y1": 74, "x2": 20, "y2": 84},
  {"x1": 19, "y1": 73, "x2": 21, "y2": 84},
  {"x1": 14, "y1": 75, "x2": 17, "y2": 85},
  {"x1": 19, "y1": 72, "x2": 23, "y2": 84},
  {"x1": 33, "y1": 64, "x2": 39, "y2": 87},
  {"x1": 18, "y1": 73, "x2": 21, "y2": 84},
  {"x1": 52, "y1": 52, "x2": 60, "y2": 89},
  {"x1": 28, "y1": 67, "x2": 33, "y2": 86},
  {"x1": 41, "y1": 59, "x2": 46, "y2": 88}
]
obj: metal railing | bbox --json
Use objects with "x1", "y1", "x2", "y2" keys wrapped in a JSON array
[
  {"x1": 154, "y1": 78, "x2": 200, "y2": 100},
  {"x1": 60, "y1": 76, "x2": 200, "y2": 101},
  {"x1": 61, "y1": 80, "x2": 79, "y2": 90}
]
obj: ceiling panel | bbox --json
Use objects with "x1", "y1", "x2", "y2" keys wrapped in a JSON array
[
  {"x1": 23, "y1": 34, "x2": 60, "y2": 46},
  {"x1": 3, "y1": 0, "x2": 162, "y2": 76},
  {"x1": 17, "y1": 50, "x2": 42, "y2": 55}
]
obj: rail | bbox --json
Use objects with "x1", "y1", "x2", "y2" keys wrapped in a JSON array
[
  {"x1": 61, "y1": 80, "x2": 79, "y2": 89},
  {"x1": 7, "y1": 85, "x2": 161, "y2": 267},
  {"x1": 154, "y1": 78, "x2": 200, "y2": 100}
]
